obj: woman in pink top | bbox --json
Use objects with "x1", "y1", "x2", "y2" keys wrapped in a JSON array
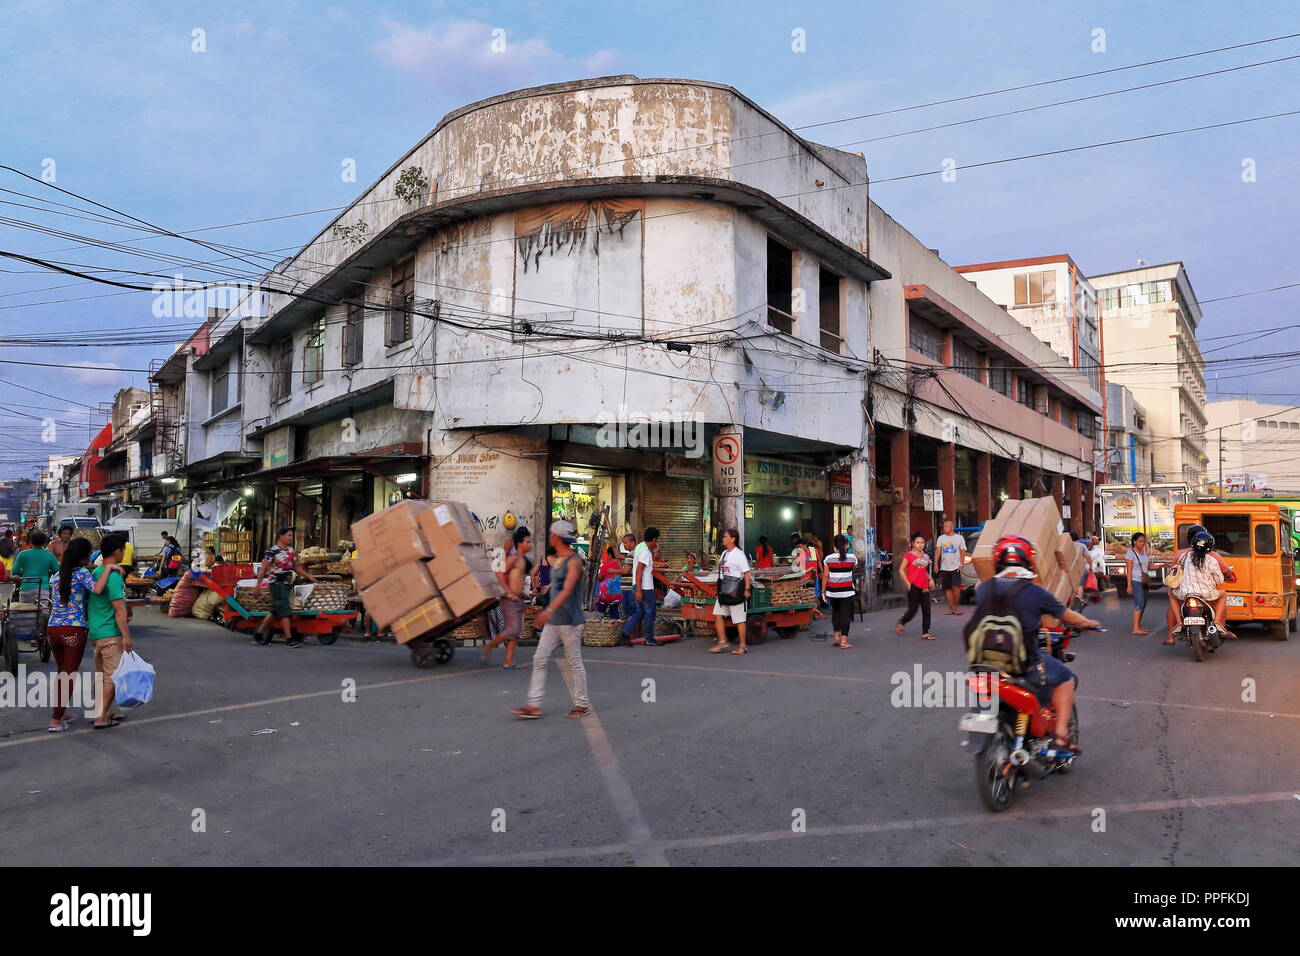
[{"x1": 894, "y1": 533, "x2": 934, "y2": 640}]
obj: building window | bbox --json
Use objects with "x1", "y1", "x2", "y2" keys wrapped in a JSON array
[
  {"x1": 210, "y1": 368, "x2": 232, "y2": 417},
  {"x1": 766, "y1": 238, "x2": 795, "y2": 334},
  {"x1": 1076, "y1": 410, "x2": 1096, "y2": 440},
  {"x1": 818, "y1": 267, "x2": 842, "y2": 352},
  {"x1": 387, "y1": 258, "x2": 414, "y2": 346},
  {"x1": 273, "y1": 338, "x2": 293, "y2": 402},
  {"x1": 1013, "y1": 270, "x2": 1056, "y2": 305},
  {"x1": 1018, "y1": 378, "x2": 1037, "y2": 409},
  {"x1": 953, "y1": 339, "x2": 980, "y2": 382},
  {"x1": 303, "y1": 317, "x2": 325, "y2": 385},
  {"x1": 988, "y1": 363, "x2": 1011, "y2": 397},
  {"x1": 908, "y1": 314, "x2": 943, "y2": 361},
  {"x1": 343, "y1": 301, "x2": 364, "y2": 366}
]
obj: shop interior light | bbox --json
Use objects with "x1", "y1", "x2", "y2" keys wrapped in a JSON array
[
  {"x1": 160, "y1": 477, "x2": 178, "y2": 484},
  {"x1": 556, "y1": 470, "x2": 596, "y2": 481},
  {"x1": 395, "y1": 473, "x2": 417, "y2": 485},
  {"x1": 566, "y1": 484, "x2": 591, "y2": 494},
  {"x1": 782, "y1": 507, "x2": 793, "y2": 520},
  {"x1": 242, "y1": 486, "x2": 254, "y2": 497}
]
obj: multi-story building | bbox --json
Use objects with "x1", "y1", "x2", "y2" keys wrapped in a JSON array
[
  {"x1": 163, "y1": 75, "x2": 1098, "y2": 601},
  {"x1": 953, "y1": 254, "x2": 1103, "y2": 407},
  {"x1": 1205, "y1": 399, "x2": 1300, "y2": 494},
  {"x1": 1104, "y1": 383, "x2": 1153, "y2": 483},
  {"x1": 1089, "y1": 262, "x2": 1207, "y2": 488}
]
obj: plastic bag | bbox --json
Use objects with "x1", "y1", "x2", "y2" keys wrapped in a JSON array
[
  {"x1": 663, "y1": 588, "x2": 683, "y2": 609},
  {"x1": 112, "y1": 651, "x2": 155, "y2": 709}
]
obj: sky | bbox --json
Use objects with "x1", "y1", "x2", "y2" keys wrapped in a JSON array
[{"x1": 1, "y1": 0, "x2": 1297, "y2": 480}]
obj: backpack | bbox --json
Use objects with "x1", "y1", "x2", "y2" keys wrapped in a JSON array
[{"x1": 964, "y1": 579, "x2": 1032, "y2": 674}]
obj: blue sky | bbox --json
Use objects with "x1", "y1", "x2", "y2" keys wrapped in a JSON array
[{"x1": 2, "y1": 0, "x2": 1298, "y2": 479}]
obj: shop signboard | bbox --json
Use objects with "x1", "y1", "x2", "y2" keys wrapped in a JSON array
[
  {"x1": 744, "y1": 456, "x2": 828, "y2": 499},
  {"x1": 666, "y1": 453, "x2": 710, "y2": 480},
  {"x1": 263, "y1": 426, "x2": 293, "y2": 470},
  {"x1": 829, "y1": 470, "x2": 851, "y2": 503},
  {"x1": 712, "y1": 433, "x2": 743, "y2": 497}
]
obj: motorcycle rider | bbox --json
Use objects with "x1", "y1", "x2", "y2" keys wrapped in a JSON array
[
  {"x1": 1168, "y1": 531, "x2": 1227, "y2": 641},
  {"x1": 1164, "y1": 524, "x2": 1233, "y2": 644},
  {"x1": 975, "y1": 535, "x2": 1100, "y2": 751}
]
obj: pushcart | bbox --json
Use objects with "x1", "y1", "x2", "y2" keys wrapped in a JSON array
[
  {"x1": 407, "y1": 635, "x2": 457, "y2": 668},
  {"x1": 0, "y1": 579, "x2": 52, "y2": 677},
  {"x1": 670, "y1": 569, "x2": 818, "y2": 643},
  {"x1": 195, "y1": 571, "x2": 357, "y2": 645}
]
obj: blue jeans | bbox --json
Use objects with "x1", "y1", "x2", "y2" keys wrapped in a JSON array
[
  {"x1": 1132, "y1": 580, "x2": 1147, "y2": 612},
  {"x1": 622, "y1": 594, "x2": 657, "y2": 639},
  {"x1": 1023, "y1": 655, "x2": 1074, "y2": 707}
]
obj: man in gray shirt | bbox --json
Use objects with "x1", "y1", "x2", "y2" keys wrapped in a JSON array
[{"x1": 935, "y1": 519, "x2": 967, "y2": 615}]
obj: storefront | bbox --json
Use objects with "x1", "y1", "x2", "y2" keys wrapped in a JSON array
[
  {"x1": 550, "y1": 463, "x2": 628, "y2": 560},
  {"x1": 741, "y1": 455, "x2": 832, "y2": 559}
]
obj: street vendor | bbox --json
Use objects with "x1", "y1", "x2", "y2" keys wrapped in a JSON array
[{"x1": 249, "y1": 526, "x2": 319, "y2": 649}]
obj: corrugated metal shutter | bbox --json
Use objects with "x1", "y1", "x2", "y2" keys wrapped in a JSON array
[{"x1": 642, "y1": 475, "x2": 705, "y2": 569}]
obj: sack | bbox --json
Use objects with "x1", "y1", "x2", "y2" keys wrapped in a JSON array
[
  {"x1": 1083, "y1": 571, "x2": 1099, "y2": 592},
  {"x1": 1162, "y1": 557, "x2": 1184, "y2": 590},
  {"x1": 964, "y1": 580, "x2": 1032, "y2": 675},
  {"x1": 112, "y1": 651, "x2": 156, "y2": 709},
  {"x1": 663, "y1": 588, "x2": 682, "y2": 609},
  {"x1": 717, "y1": 575, "x2": 745, "y2": 606}
]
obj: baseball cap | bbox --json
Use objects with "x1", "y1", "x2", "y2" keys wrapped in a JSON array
[
  {"x1": 277, "y1": 525, "x2": 295, "y2": 536},
  {"x1": 549, "y1": 520, "x2": 576, "y2": 543}
]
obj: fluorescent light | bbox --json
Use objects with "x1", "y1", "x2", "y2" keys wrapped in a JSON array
[
  {"x1": 242, "y1": 486, "x2": 254, "y2": 497},
  {"x1": 160, "y1": 477, "x2": 178, "y2": 485},
  {"x1": 556, "y1": 470, "x2": 595, "y2": 481},
  {"x1": 782, "y1": 507, "x2": 793, "y2": 520},
  {"x1": 395, "y1": 473, "x2": 417, "y2": 485}
]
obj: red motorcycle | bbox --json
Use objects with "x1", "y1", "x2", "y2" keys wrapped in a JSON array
[{"x1": 959, "y1": 624, "x2": 1100, "y2": 812}]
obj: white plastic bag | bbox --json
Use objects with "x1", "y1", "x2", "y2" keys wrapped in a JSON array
[
  {"x1": 112, "y1": 651, "x2": 156, "y2": 709},
  {"x1": 663, "y1": 588, "x2": 683, "y2": 609}
]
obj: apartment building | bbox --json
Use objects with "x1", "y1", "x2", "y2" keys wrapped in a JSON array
[{"x1": 1205, "y1": 399, "x2": 1300, "y2": 494}]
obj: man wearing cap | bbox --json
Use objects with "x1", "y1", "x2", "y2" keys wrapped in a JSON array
[
  {"x1": 250, "y1": 526, "x2": 319, "y2": 648},
  {"x1": 512, "y1": 520, "x2": 591, "y2": 719}
]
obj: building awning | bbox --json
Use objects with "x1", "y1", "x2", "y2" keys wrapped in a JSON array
[
  {"x1": 243, "y1": 448, "x2": 425, "y2": 483},
  {"x1": 244, "y1": 379, "x2": 396, "y2": 439}
]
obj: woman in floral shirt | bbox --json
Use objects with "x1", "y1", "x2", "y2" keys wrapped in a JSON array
[{"x1": 45, "y1": 537, "x2": 117, "y2": 732}]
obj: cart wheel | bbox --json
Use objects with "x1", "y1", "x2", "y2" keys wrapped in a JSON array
[
  {"x1": 778, "y1": 625, "x2": 799, "y2": 639},
  {"x1": 38, "y1": 637, "x2": 51, "y2": 663},
  {"x1": 433, "y1": 638, "x2": 454, "y2": 665},
  {"x1": 410, "y1": 640, "x2": 437, "y2": 668},
  {"x1": 1, "y1": 624, "x2": 17, "y2": 678},
  {"x1": 317, "y1": 631, "x2": 339, "y2": 646}
]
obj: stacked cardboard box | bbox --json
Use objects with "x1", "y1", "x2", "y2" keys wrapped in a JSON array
[
  {"x1": 971, "y1": 496, "x2": 1079, "y2": 608},
  {"x1": 351, "y1": 499, "x2": 501, "y2": 645}
]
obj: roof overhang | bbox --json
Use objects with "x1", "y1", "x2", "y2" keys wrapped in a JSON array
[
  {"x1": 193, "y1": 323, "x2": 245, "y2": 371},
  {"x1": 244, "y1": 379, "x2": 396, "y2": 439}
]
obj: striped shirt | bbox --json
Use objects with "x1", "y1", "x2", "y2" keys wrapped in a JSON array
[{"x1": 823, "y1": 552, "x2": 858, "y2": 597}]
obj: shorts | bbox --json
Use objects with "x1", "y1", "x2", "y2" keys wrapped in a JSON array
[
  {"x1": 713, "y1": 601, "x2": 747, "y2": 623},
  {"x1": 500, "y1": 597, "x2": 524, "y2": 639},
  {"x1": 1131, "y1": 580, "x2": 1146, "y2": 611},
  {"x1": 1022, "y1": 655, "x2": 1074, "y2": 707},
  {"x1": 938, "y1": 569, "x2": 962, "y2": 590},
  {"x1": 269, "y1": 580, "x2": 293, "y2": 617}
]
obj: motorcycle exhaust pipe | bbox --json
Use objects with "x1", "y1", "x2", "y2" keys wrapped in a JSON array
[
  {"x1": 1020, "y1": 755, "x2": 1050, "y2": 780},
  {"x1": 1009, "y1": 748, "x2": 1031, "y2": 767}
]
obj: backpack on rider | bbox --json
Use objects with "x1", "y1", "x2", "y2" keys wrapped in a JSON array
[{"x1": 964, "y1": 578, "x2": 1033, "y2": 674}]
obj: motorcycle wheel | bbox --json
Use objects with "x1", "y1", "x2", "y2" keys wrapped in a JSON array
[
  {"x1": 975, "y1": 727, "x2": 1016, "y2": 812},
  {"x1": 1189, "y1": 627, "x2": 1205, "y2": 662},
  {"x1": 1056, "y1": 707, "x2": 1080, "y2": 774}
]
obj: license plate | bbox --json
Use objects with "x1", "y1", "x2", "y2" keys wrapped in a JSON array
[
  {"x1": 1182, "y1": 617, "x2": 1205, "y2": 626},
  {"x1": 1226, "y1": 595, "x2": 1246, "y2": 607},
  {"x1": 959, "y1": 712, "x2": 998, "y2": 734}
]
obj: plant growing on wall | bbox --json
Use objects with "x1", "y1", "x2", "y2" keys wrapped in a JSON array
[
  {"x1": 394, "y1": 165, "x2": 430, "y2": 205},
  {"x1": 332, "y1": 221, "x2": 369, "y2": 248}
]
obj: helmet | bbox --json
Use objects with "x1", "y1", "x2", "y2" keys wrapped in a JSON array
[
  {"x1": 993, "y1": 534, "x2": 1037, "y2": 572},
  {"x1": 1186, "y1": 524, "x2": 1207, "y2": 547},
  {"x1": 1192, "y1": 531, "x2": 1215, "y2": 551}
]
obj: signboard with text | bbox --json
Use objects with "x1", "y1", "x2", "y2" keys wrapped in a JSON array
[
  {"x1": 712, "y1": 433, "x2": 743, "y2": 497},
  {"x1": 744, "y1": 456, "x2": 829, "y2": 499}
]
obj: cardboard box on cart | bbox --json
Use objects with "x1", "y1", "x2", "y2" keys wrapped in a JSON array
[
  {"x1": 972, "y1": 497, "x2": 1066, "y2": 581},
  {"x1": 349, "y1": 500, "x2": 434, "y2": 587},
  {"x1": 391, "y1": 596, "x2": 454, "y2": 645},
  {"x1": 359, "y1": 559, "x2": 442, "y2": 629},
  {"x1": 416, "y1": 503, "x2": 500, "y2": 615}
]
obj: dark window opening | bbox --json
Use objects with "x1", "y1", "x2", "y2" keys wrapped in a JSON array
[
  {"x1": 387, "y1": 258, "x2": 414, "y2": 346},
  {"x1": 818, "y1": 267, "x2": 842, "y2": 352},
  {"x1": 766, "y1": 238, "x2": 794, "y2": 334},
  {"x1": 343, "y1": 301, "x2": 364, "y2": 366}
]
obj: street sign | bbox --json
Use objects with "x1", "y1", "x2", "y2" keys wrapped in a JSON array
[
  {"x1": 923, "y1": 489, "x2": 943, "y2": 512},
  {"x1": 712, "y1": 432, "x2": 743, "y2": 497}
]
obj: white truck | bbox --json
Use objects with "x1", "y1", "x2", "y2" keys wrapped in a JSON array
[{"x1": 1098, "y1": 482, "x2": 1191, "y2": 595}]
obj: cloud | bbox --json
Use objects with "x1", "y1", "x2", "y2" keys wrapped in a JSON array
[
  {"x1": 373, "y1": 19, "x2": 619, "y2": 98},
  {"x1": 66, "y1": 362, "x2": 127, "y2": 388}
]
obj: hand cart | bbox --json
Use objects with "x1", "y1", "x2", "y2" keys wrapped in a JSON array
[
  {"x1": 195, "y1": 572, "x2": 356, "y2": 645},
  {"x1": 0, "y1": 579, "x2": 52, "y2": 676},
  {"x1": 670, "y1": 569, "x2": 818, "y2": 643}
]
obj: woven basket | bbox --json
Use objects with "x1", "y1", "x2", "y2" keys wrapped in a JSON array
[
  {"x1": 582, "y1": 614, "x2": 623, "y2": 646},
  {"x1": 522, "y1": 604, "x2": 540, "y2": 640},
  {"x1": 449, "y1": 616, "x2": 487, "y2": 643},
  {"x1": 235, "y1": 586, "x2": 270, "y2": 611},
  {"x1": 654, "y1": 617, "x2": 677, "y2": 637},
  {"x1": 304, "y1": 582, "x2": 355, "y2": 611},
  {"x1": 325, "y1": 561, "x2": 352, "y2": 575},
  {"x1": 765, "y1": 578, "x2": 809, "y2": 607}
]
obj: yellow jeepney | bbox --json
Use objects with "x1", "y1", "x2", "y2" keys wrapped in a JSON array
[{"x1": 1173, "y1": 502, "x2": 1296, "y2": 638}]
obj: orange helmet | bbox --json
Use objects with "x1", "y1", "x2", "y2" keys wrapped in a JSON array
[{"x1": 993, "y1": 534, "x2": 1037, "y2": 572}]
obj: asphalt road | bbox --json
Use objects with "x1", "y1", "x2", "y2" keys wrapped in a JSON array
[{"x1": 2, "y1": 590, "x2": 1297, "y2": 866}]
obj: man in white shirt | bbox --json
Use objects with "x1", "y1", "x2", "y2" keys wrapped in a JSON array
[
  {"x1": 935, "y1": 520, "x2": 967, "y2": 615},
  {"x1": 619, "y1": 527, "x2": 663, "y2": 647}
]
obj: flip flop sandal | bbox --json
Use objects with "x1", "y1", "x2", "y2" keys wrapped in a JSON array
[
  {"x1": 836, "y1": 642, "x2": 854, "y2": 649},
  {"x1": 501, "y1": 663, "x2": 527, "y2": 669},
  {"x1": 511, "y1": 706, "x2": 543, "y2": 719},
  {"x1": 92, "y1": 721, "x2": 118, "y2": 730},
  {"x1": 731, "y1": 646, "x2": 748, "y2": 654},
  {"x1": 566, "y1": 707, "x2": 591, "y2": 719},
  {"x1": 709, "y1": 643, "x2": 732, "y2": 654}
]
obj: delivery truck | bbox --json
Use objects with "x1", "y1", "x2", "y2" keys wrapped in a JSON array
[{"x1": 1098, "y1": 482, "x2": 1191, "y2": 596}]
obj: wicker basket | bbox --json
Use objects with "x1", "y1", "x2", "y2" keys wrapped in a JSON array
[
  {"x1": 235, "y1": 586, "x2": 270, "y2": 611},
  {"x1": 654, "y1": 617, "x2": 678, "y2": 637},
  {"x1": 325, "y1": 561, "x2": 352, "y2": 575},
  {"x1": 764, "y1": 578, "x2": 809, "y2": 607},
  {"x1": 304, "y1": 582, "x2": 355, "y2": 611},
  {"x1": 449, "y1": 616, "x2": 488, "y2": 643},
  {"x1": 522, "y1": 604, "x2": 540, "y2": 640},
  {"x1": 582, "y1": 614, "x2": 623, "y2": 646}
]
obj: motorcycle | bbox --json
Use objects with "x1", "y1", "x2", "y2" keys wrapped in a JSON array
[
  {"x1": 959, "y1": 623, "x2": 1102, "y2": 812},
  {"x1": 1178, "y1": 595, "x2": 1222, "y2": 663},
  {"x1": 876, "y1": 550, "x2": 893, "y2": 591}
]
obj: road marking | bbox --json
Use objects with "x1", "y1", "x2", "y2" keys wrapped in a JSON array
[
  {"x1": 419, "y1": 787, "x2": 1300, "y2": 866},
  {"x1": 0, "y1": 667, "x2": 490, "y2": 749},
  {"x1": 557, "y1": 663, "x2": 668, "y2": 867},
  {"x1": 584, "y1": 657, "x2": 1300, "y2": 720}
]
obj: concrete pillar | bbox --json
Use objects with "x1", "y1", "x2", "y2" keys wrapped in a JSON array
[
  {"x1": 939, "y1": 442, "x2": 957, "y2": 525},
  {"x1": 1051, "y1": 474, "x2": 1064, "y2": 513},
  {"x1": 851, "y1": 453, "x2": 874, "y2": 609},
  {"x1": 890, "y1": 429, "x2": 910, "y2": 592},
  {"x1": 976, "y1": 452, "x2": 993, "y2": 523},
  {"x1": 1083, "y1": 480, "x2": 1096, "y2": 537},
  {"x1": 1069, "y1": 477, "x2": 1084, "y2": 536},
  {"x1": 1005, "y1": 459, "x2": 1021, "y2": 500}
]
